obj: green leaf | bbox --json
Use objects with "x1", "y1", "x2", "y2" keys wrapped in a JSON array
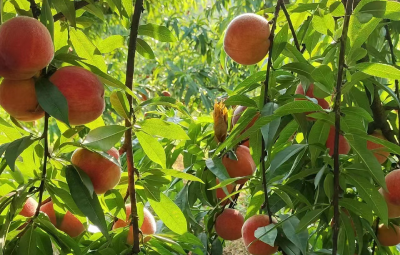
[
  {"x1": 272, "y1": 23, "x2": 288, "y2": 60},
  {"x1": 104, "y1": 190, "x2": 126, "y2": 220},
  {"x1": 234, "y1": 71, "x2": 266, "y2": 94},
  {"x1": 341, "y1": 107, "x2": 373, "y2": 122},
  {"x1": 97, "y1": 35, "x2": 125, "y2": 53},
  {"x1": 269, "y1": 144, "x2": 307, "y2": 177},
  {"x1": 311, "y1": 65, "x2": 335, "y2": 92},
  {"x1": 254, "y1": 224, "x2": 277, "y2": 246},
  {"x1": 308, "y1": 120, "x2": 331, "y2": 165},
  {"x1": 136, "y1": 131, "x2": 166, "y2": 168},
  {"x1": 211, "y1": 238, "x2": 223, "y2": 255},
  {"x1": 355, "y1": 62, "x2": 400, "y2": 80},
  {"x1": 136, "y1": 38, "x2": 155, "y2": 59},
  {"x1": 138, "y1": 24, "x2": 177, "y2": 42},
  {"x1": 291, "y1": 3, "x2": 319, "y2": 12},
  {"x1": 5, "y1": 136, "x2": 35, "y2": 171},
  {"x1": 312, "y1": 13, "x2": 334, "y2": 36},
  {"x1": 52, "y1": 0, "x2": 76, "y2": 27},
  {"x1": 281, "y1": 62, "x2": 315, "y2": 79},
  {"x1": 35, "y1": 228, "x2": 53, "y2": 255},
  {"x1": 18, "y1": 225, "x2": 36, "y2": 255},
  {"x1": 40, "y1": 0, "x2": 54, "y2": 41},
  {"x1": 296, "y1": 208, "x2": 328, "y2": 232},
  {"x1": 148, "y1": 193, "x2": 187, "y2": 234},
  {"x1": 35, "y1": 78, "x2": 69, "y2": 126},
  {"x1": 359, "y1": 1, "x2": 400, "y2": 20},
  {"x1": 275, "y1": 101, "x2": 324, "y2": 116},
  {"x1": 140, "y1": 119, "x2": 189, "y2": 140},
  {"x1": 245, "y1": 190, "x2": 264, "y2": 220},
  {"x1": 83, "y1": 125, "x2": 126, "y2": 151},
  {"x1": 205, "y1": 158, "x2": 230, "y2": 181},
  {"x1": 345, "y1": 173, "x2": 388, "y2": 225},
  {"x1": 159, "y1": 169, "x2": 204, "y2": 183},
  {"x1": 65, "y1": 165, "x2": 109, "y2": 239},
  {"x1": 340, "y1": 212, "x2": 356, "y2": 255},
  {"x1": 110, "y1": 90, "x2": 130, "y2": 119},
  {"x1": 147, "y1": 239, "x2": 174, "y2": 255},
  {"x1": 339, "y1": 198, "x2": 373, "y2": 224},
  {"x1": 121, "y1": 0, "x2": 132, "y2": 17},
  {"x1": 345, "y1": 134, "x2": 386, "y2": 189},
  {"x1": 281, "y1": 215, "x2": 307, "y2": 255},
  {"x1": 224, "y1": 95, "x2": 258, "y2": 108},
  {"x1": 348, "y1": 17, "x2": 381, "y2": 57}
]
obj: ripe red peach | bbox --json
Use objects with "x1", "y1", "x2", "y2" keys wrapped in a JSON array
[
  {"x1": 224, "y1": 14, "x2": 270, "y2": 65},
  {"x1": 40, "y1": 201, "x2": 85, "y2": 238},
  {"x1": 326, "y1": 126, "x2": 351, "y2": 156},
  {"x1": 49, "y1": 66, "x2": 105, "y2": 125},
  {"x1": 381, "y1": 170, "x2": 400, "y2": 206},
  {"x1": 71, "y1": 147, "x2": 121, "y2": 194},
  {"x1": 215, "y1": 209, "x2": 244, "y2": 240},
  {"x1": 0, "y1": 17, "x2": 54, "y2": 80},
  {"x1": 367, "y1": 132, "x2": 390, "y2": 164},
  {"x1": 112, "y1": 205, "x2": 156, "y2": 244},
  {"x1": 242, "y1": 215, "x2": 279, "y2": 255},
  {"x1": 0, "y1": 78, "x2": 44, "y2": 121},
  {"x1": 19, "y1": 197, "x2": 38, "y2": 217},
  {"x1": 379, "y1": 188, "x2": 400, "y2": 219},
  {"x1": 161, "y1": 91, "x2": 171, "y2": 97},
  {"x1": 378, "y1": 224, "x2": 400, "y2": 246},
  {"x1": 222, "y1": 145, "x2": 256, "y2": 184}
]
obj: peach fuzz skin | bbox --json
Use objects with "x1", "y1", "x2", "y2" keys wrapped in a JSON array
[
  {"x1": 242, "y1": 215, "x2": 279, "y2": 255},
  {"x1": 40, "y1": 201, "x2": 85, "y2": 238},
  {"x1": 0, "y1": 17, "x2": 54, "y2": 80},
  {"x1": 71, "y1": 147, "x2": 121, "y2": 194},
  {"x1": 381, "y1": 170, "x2": 400, "y2": 206},
  {"x1": 325, "y1": 126, "x2": 351, "y2": 156},
  {"x1": 112, "y1": 205, "x2": 156, "y2": 245},
  {"x1": 215, "y1": 208, "x2": 244, "y2": 240},
  {"x1": 224, "y1": 14, "x2": 270, "y2": 65},
  {"x1": 19, "y1": 197, "x2": 38, "y2": 217},
  {"x1": 377, "y1": 224, "x2": 400, "y2": 246},
  {"x1": 49, "y1": 66, "x2": 105, "y2": 126},
  {"x1": 222, "y1": 145, "x2": 256, "y2": 185},
  {"x1": 0, "y1": 78, "x2": 44, "y2": 121}
]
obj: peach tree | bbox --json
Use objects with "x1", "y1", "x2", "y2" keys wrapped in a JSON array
[{"x1": 0, "y1": 0, "x2": 400, "y2": 255}]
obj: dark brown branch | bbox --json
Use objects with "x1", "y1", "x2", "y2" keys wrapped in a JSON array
[
  {"x1": 280, "y1": 2, "x2": 300, "y2": 51},
  {"x1": 53, "y1": 0, "x2": 99, "y2": 21},
  {"x1": 260, "y1": 0, "x2": 283, "y2": 223},
  {"x1": 385, "y1": 23, "x2": 400, "y2": 141},
  {"x1": 332, "y1": 1, "x2": 353, "y2": 254},
  {"x1": 123, "y1": 0, "x2": 144, "y2": 254},
  {"x1": 28, "y1": 0, "x2": 41, "y2": 19}
]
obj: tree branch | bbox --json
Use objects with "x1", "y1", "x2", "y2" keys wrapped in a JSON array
[
  {"x1": 371, "y1": 217, "x2": 380, "y2": 255},
  {"x1": 280, "y1": 2, "x2": 300, "y2": 51},
  {"x1": 53, "y1": 0, "x2": 99, "y2": 22},
  {"x1": 260, "y1": 0, "x2": 283, "y2": 223},
  {"x1": 385, "y1": 23, "x2": 400, "y2": 141},
  {"x1": 28, "y1": 0, "x2": 41, "y2": 19},
  {"x1": 123, "y1": 0, "x2": 144, "y2": 254},
  {"x1": 332, "y1": 1, "x2": 353, "y2": 254}
]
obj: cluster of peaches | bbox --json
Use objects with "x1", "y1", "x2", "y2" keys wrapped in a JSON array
[
  {"x1": 211, "y1": 12, "x2": 400, "y2": 254},
  {"x1": 0, "y1": 16, "x2": 156, "y2": 244}
]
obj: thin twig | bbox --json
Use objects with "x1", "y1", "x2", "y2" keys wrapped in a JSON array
[
  {"x1": 260, "y1": 0, "x2": 283, "y2": 223},
  {"x1": 280, "y1": 2, "x2": 300, "y2": 51},
  {"x1": 53, "y1": 0, "x2": 99, "y2": 21},
  {"x1": 228, "y1": 184, "x2": 244, "y2": 209},
  {"x1": 332, "y1": 1, "x2": 353, "y2": 254},
  {"x1": 28, "y1": 0, "x2": 41, "y2": 19},
  {"x1": 371, "y1": 217, "x2": 380, "y2": 255},
  {"x1": 385, "y1": 23, "x2": 400, "y2": 141},
  {"x1": 123, "y1": 0, "x2": 144, "y2": 254}
]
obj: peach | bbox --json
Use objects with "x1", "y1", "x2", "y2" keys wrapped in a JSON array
[
  {"x1": 0, "y1": 17, "x2": 54, "y2": 80},
  {"x1": 367, "y1": 132, "x2": 390, "y2": 164},
  {"x1": 326, "y1": 126, "x2": 350, "y2": 156},
  {"x1": 222, "y1": 145, "x2": 256, "y2": 184},
  {"x1": 241, "y1": 140, "x2": 250, "y2": 148},
  {"x1": 49, "y1": 66, "x2": 105, "y2": 125},
  {"x1": 216, "y1": 179, "x2": 235, "y2": 205},
  {"x1": 19, "y1": 197, "x2": 38, "y2": 217},
  {"x1": 295, "y1": 84, "x2": 330, "y2": 118},
  {"x1": 161, "y1": 91, "x2": 171, "y2": 97},
  {"x1": 139, "y1": 92, "x2": 148, "y2": 101},
  {"x1": 215, "y1": 209, "x2": 244, "y2": 240},
  {"x1": 379, "y1": 188, "x2": 400, "y2": 219},
  {"x1": 0, "y1": 78, "x2": 44, "y2": 121},
  {"x1": 378, "y1": 224, "x2": 400, "y2": 246},
  {"x1": 112, "y1": 205, "x2": 156, "y2": 244},
  {"x1": 71, "y1": 147, "x2": 121, "y2": 194},
  {"x1": 232, "y1": 106, "x2": 259, "y2": 131},
  {"x1": 40, "y1": 201, "x2": 85, "y2": 238},
  {"x1": 224, "y1": 14, "x2": 270, "y2": 65},
  {"x1": 242, "y1": 215, "x2": 279, "y2": 255},
  {"x1": 381, "y1": 170, "x2": 400, "y2": 205}
]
